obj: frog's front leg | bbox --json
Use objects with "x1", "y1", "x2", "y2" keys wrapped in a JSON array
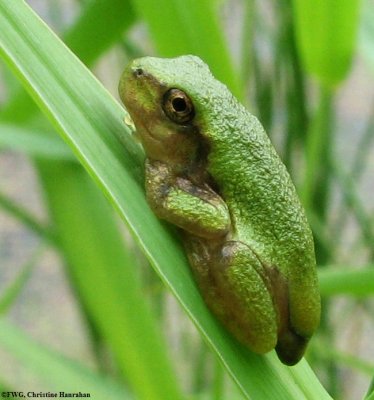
[{"x1": 145, "y1": 159, "x2": 230, "y2": 239}]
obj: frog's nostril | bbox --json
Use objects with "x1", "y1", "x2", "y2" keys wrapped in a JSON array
[{"x1": 134, "y1": 67, "x2": 144, "y2": 77}]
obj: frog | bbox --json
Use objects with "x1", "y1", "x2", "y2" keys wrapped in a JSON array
[{"x1": 118, "y1": 55, "x2": 321, "y2": 366}]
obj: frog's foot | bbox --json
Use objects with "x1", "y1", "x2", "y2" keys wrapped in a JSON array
[
  {"x1": 266, "y1": 263, "x2": 315, "y2": 365},
  {"x1": 275, "y1": 329, "x2": 308, "y2": 366}
]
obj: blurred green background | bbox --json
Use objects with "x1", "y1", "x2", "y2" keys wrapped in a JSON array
[{"x1": 0, "y1": 0, "x2": 374, "y2": 399}]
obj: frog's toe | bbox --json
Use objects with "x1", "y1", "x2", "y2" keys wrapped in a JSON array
[{"x1": 275, "y1": 329, "x2": 309, "y2": 366}]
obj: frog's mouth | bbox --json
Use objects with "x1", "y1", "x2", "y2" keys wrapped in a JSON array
[
  {"x1": 125, "y1": 114, "x2": 158, "y2": 148},
  {"x1": 132, "y1": 117, "x2": 165, "y2": 145},
  {"x1": 143, "y1": 127, "x2": 163, "y2": 144}
]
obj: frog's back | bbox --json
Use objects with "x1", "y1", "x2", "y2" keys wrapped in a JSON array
[
  {"x1": 197, "y1": 86, "x2": 320, "y2": 346},
  {"x1": 200, "y1": 95, "x2": 311, "y2": 271}
]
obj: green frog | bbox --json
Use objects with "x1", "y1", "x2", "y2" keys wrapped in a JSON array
[{"x1": 119, "y1": 55, "x2": 320, "y2": 365}]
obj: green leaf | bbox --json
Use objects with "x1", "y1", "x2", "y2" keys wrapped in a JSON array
[
  {"x1": 36, "y1": 160, "x2": 182, "y2": 400},
  {"x1": 64, "y1": 0, "x2": 135, "y2": 66},
  {"x1": 0, "y1": 2, "x2": 330, "y2": 399},
  {"x1": 319, "y1": 266, "x2": 374, "y2": 296},
  {"x1": 367, "y1": 392, "x2": 374, "y2": 400},
  {"x1": 0, "y1": 378, "x2": 12, "y2": 393},
  {"x1": 1, "y1": 0, "x2": 136, "y2": 122},
  {"x1": 323, "y1": 350, "x2": 374, "y2": 375},
  {"x1": 365, "y1": 377, "x2": 374, "y2": 400},
  {"x1": 360, "y1": 0, "x2": 374, "y2": 74},
  {"x1": 0, "y1": 319, "x2": 131, "y2": 400},
  {"x1": 291, "y1": 0, "x2": 362, "y2": 86},
  {"x1": 0, "y1": 3, "x2": 182, "y2": 399},
  {"x1": 0, "y1": 123, "x2": 75, "y2": 160}
]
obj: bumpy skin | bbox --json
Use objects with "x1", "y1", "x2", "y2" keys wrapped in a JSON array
[{"x1": 119, "y1": 55, "x2": 321, "y2": 365}]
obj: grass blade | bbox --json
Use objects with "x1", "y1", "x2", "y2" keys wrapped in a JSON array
[
  {"x1": 0, "y1": 244, "x2": 44, "y2": 314},
  {"x1": 36, "y1": 160, "x2": 183, "y2": 400},
  {"x1": 0, "y1": 3, "x2": 182, "y2": 399},
  {"x1": 319, "y1": 267, "x2": 374, "y2": 296},
  {"x1": 0, "y1": 2, "x2": 330, "y2": 399},
  {"x1": 0, "y1": 123, "x2": 74, "y2": 160},
  {"x1": 291, "y1": 0, "x2": 362, "y2": 86},
  {"x1": 1, "y1": 0, "x2": 136, "y2": 122},
  {"x1": 0, "y1": 319, "x2": 131, "y2": 400}
]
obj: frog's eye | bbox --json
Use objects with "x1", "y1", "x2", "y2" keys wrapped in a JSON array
[{"x1": 162, "y1": 89, "x2": 195, "y2": 124}]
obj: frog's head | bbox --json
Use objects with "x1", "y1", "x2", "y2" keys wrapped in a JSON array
[{"x1": 119, "y1": 55, "x2": 225, "y2": 167}]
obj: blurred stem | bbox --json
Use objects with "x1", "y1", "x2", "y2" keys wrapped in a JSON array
[
  {"x1": 0, "y1": 379, "x2": 12, "y2": 393},
  {"x1": 301, "y1": 84, "x2": 334, "y2": 253},
  {"x1": 0, "y1": 190, "x2": 55, "y2": 243},
  {"x1": 349, "y1": 108, "x2": 374, "y2": 179},
  {"x1": 279, "y1": 0, "x2": 309, "y2": 169},
  {"x1": 320, "y1": 299, "x2": 338, "y2": 398},
  {"x1": 332, "y1": 160, "x2": 374, "y2": 257},
  {"x1": 367, "y1": 392, "x2": 374, "y2": 400},
  {"x1": 307, "y1": 210, "x2": 335, "y2": 259},
  {"x1": 314, "y1": 341, "x2": 374, "y2": 376},
  {"x1": 252, "y1": 45, "x2": 273, "y2": 132},
  {"x1": 120, "y1": 37, "x2": 144, "y2": 60},
  {"x1": 365, "y1": 377, "x2": 374, "y2": 399},
  {"x1": 331, "y1": 108, "x2": 374, "y2": 254},
  {"x1": 240, "y1": 0, "x2": 255, "y2": 91},
  {"x1": 0, "y1": 243, "x2": 45, "y2": 314}
]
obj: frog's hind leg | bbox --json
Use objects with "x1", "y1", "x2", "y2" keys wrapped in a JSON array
[
  {"x1": 273, "y1": 266, "x2": 321, "y2": 366},
  {"x1": 187, "y1": 238, "x2": 278, "y2": 355}
]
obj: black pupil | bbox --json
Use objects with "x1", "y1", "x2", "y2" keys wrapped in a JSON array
[{"x1": 172, "y1": 97, "x2": 187, "y2": 112}]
